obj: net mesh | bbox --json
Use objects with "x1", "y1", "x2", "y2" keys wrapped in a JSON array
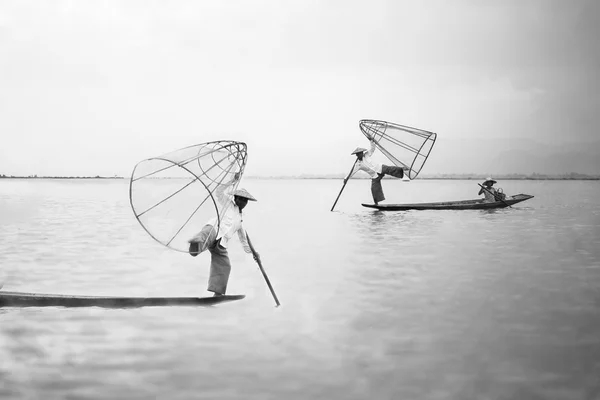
[
  {"x1": 359, "y1": 119, "x2": 437, "y2": 179},
  {"x1": 129, "y1": 141, "x2": 247, "y2": 253}
]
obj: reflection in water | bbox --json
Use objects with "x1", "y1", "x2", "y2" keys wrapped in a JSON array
[{"x1": 350, "y1": 210, "x2": 402, "y2": 238}]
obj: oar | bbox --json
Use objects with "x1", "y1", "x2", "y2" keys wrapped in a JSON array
[
  {"x1": 478, "y1": 183, "x2": 512, "y2": 208},
  {"x1": 330, "y1": 159, "x2": 358, "y2": 211},
  {"x1": 245, "y1": 231, "x2": 280, "y2": 307}
]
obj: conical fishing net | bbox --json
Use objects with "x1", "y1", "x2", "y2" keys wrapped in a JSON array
[
  {"x1": 359, "y1": 119, "x2": 437, "y2": 179},
  {"x1": 129, "y1": 141, "x2": 247, "y2": 253}
]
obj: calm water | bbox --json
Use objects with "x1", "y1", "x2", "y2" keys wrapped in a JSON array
[{"x1": 1, "y1": 178, "x2": 600, "y2": 400}]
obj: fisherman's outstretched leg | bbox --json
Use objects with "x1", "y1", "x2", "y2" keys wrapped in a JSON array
[
  {"x1": 188, "y1": 224, "x2": 217, "y2": 257},
  {"x1": 381, "y1": 165, "x2": 404, "y2": 179},
  {"x1": 371, "y1": 175, "x2": 385, "y2": 205},
  {"x1": 207, "y1": 241, "x2": 231, "y2": 295}
]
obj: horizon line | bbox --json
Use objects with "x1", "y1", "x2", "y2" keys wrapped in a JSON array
[{"x1": 1, "y1": 172, "x2": 599, "y2": 180}]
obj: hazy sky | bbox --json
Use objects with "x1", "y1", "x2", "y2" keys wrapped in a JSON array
[{"x1": 1, "y1": 0, "x2": 599, "y2": 177}]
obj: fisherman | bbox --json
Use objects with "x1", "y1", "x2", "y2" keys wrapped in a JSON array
[
  {"x1": 187, "y1": 173, "x2": 260, "y2": 296},
  {"x1": 345, "y1": 136, "x2": 407, "y2": 205},
  {"x1": 478, "y1": 177, "x2": 503, "y2": 203}
]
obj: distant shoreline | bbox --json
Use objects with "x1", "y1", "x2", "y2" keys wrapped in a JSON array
[
  {"x1": 0, "y1": 176, "x2": 126, "y2": 180},
  {"x1": 1, "y1": 174, "x2": 598, "y2": 181},
  {"x1": 247, "y1": 175, "x2": 600, "y2": 181}
]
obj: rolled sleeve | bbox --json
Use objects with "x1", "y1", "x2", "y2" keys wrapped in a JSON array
[
  {"x1": 365, "y1": 140, "x2": 376, "y2": 157},
  {"x1": 237, "y1": 227, "x2": 252, "y2": 253}
]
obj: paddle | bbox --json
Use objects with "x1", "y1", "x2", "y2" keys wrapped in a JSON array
[
  {"x1": 478, "y1": 183, "x2": 512, "y2": 208},
  {"x1": 245, "y1": 231, "x2": 280, "y2": 307},
  {"x1": 330, "y1": 159, "x2": 358, "y2": 212}
]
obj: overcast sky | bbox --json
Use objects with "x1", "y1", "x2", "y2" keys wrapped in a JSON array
[{"x1": 1, "y1": 0, "x2": 598, "y2": 177}]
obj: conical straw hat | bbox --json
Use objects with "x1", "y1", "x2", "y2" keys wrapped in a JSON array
[{"x1": 232, "y1": 188, "x2": 257, "y2": 201}]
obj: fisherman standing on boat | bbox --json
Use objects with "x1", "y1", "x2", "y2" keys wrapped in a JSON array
[
  {"x1": 345, "y1": 136, "x2": 406, "y2": 205},
  {"x1": 187, "y1": 173, "x2": 260, "y2": 296},
  {"x1": 478, "y1": 177, "x2": 503, "y2": 203}
]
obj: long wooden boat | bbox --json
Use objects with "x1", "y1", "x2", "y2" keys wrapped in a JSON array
[
  {"x1": 362, "y1": 193, "x2": 534, "y2": 211},
  {"x1": 0, "y1": 291, "x2": 245, "y2": 308}
]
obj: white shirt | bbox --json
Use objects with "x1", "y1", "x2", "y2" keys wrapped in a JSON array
[
  {"x1": 208, "y1": 181, "x2": 252, "y2": 253},
  {"x1": 481, "y1": 187, "x2": 498, "y2": 203},
  {"x1": 347, "y1": 140, "x2": 382, "y2": 179}
]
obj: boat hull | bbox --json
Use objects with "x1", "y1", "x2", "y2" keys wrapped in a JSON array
[
  {"x1": 362, "y1": 194, "x2": 534, "y2": 211},
  {"x1": 0, "y1": 291, "x2": 245, "y2": 308}
]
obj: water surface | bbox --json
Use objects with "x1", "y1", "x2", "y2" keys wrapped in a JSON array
[{"x1": 1, "y1": 179, "x2": 599, "y2": 399}]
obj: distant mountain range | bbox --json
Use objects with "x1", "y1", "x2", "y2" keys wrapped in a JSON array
[{"x1": 423, "y1": 137, "x2": 600, "y2": 175}]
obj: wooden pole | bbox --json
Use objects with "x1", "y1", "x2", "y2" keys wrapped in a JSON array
[
  {"x1": 245, "y1": 231, "x2": 280, "y2": 307},
  {"x1": 330, "y1": 159, "x2": 358, "y2": 212}
]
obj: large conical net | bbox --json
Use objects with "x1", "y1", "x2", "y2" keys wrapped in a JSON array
[
  {"x1": 129, "y1": 141, "x2": 247, "y2": 253},
  {"x1": 359, "y1": 119, "x2": 437, "y2": 179}
]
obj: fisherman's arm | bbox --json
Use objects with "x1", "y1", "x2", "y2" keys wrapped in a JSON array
[
  {"x1": 215, "y1": 173, "x2": 240, "y2": 205},
  {"x1": 237, "y1": 226, "x2": 260, "y2": 261},
  {"x1": 365, "y1": 137, "x2": 376, "y2": 157}
]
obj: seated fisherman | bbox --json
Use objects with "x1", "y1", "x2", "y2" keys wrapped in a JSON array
[{"x1": 478, "y1": 177, "x2": 505, "y2": 203}]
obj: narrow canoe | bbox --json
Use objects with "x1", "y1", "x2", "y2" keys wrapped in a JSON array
[
  {"x1": 362, "y1": 193, "x2": 534, "y2": 211},
  {"x1": 0, "y1": 291, "x2": 245, "y2": 308}
]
